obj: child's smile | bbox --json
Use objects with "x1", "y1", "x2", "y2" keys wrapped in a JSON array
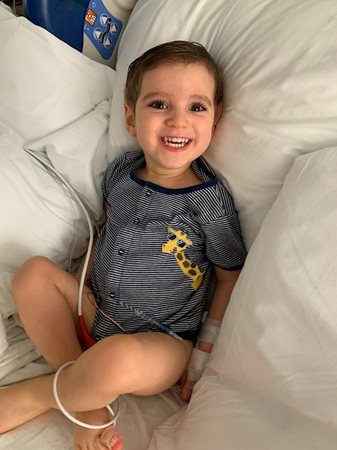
[{"x1": 161, "y1": 136, "x2": 192, "y2": 151}]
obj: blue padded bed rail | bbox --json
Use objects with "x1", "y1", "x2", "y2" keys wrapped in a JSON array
[
  {"x1": 24, "y1": 0, "x2": 127, "y2": 66},
  {"x1": 24, "y1": 0, "x2": 88, "y2": 51}
]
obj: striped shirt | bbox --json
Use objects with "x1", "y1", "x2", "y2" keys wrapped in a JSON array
[{"x1": 91, "y1": 150, "x2": 246, "y2": 340}]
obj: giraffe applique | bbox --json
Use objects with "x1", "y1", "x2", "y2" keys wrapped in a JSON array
[{"x1": 162, "y1": 226, "x2": 204, "y2": 290}]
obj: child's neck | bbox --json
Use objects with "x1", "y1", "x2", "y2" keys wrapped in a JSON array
[{"x1": 136, "y1": 165, "x2": 202, "y2": 189}]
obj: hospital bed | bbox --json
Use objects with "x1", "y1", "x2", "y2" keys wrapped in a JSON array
[{"x1": 0, "y1": 0, "x2": 337, "y2": 449}]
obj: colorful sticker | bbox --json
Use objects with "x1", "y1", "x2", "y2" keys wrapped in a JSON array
[{"x1": 85, "y1": 9, "x2": 97, "y2": 26}]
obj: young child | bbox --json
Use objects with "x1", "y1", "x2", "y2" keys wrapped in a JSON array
[{"x1": 0, "y1": 41, "x2": 246, "y2": 450}]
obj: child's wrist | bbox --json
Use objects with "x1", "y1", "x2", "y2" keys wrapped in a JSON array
[{"x1": 197, "y1": 340, "x2": 213, "y2": 353}]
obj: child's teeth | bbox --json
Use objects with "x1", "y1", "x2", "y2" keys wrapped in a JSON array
[{"x1": 164, "y1": 137, "x2": 190, "y2": 147}]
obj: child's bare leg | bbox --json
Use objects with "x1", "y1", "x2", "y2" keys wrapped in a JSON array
[
  {"x1": 1, "y1": 257, "x2": 192, "y2": 448},
  {"x1": 55, "y1": 332, "x2": 192, "y2": 410},
  {"x1": 42, "y1": 331, "x2": 192, "y2": 446},
  {"x1": 0, "y1": 328, "x2": 191, "y2": 448},
  {"x1": 0, "y1": 374, "x2": 121, "y2": 449},
  {"x1": 0, "y1": 374, "x2": 55, "y2": 431},
  {"x1": 1, "y1": 256, "x2": 119, "y2": 449},
  {"x1": 12, "y1": 256, "x2": 86, "y2": 366}
]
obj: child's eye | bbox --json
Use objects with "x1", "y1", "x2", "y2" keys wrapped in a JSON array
[
  {"x1": 190, "y1": 102, "x2": 207, "y2": 112},
  {"x1": 149, "y1": 100, "x2": 168, "y2": 110}
]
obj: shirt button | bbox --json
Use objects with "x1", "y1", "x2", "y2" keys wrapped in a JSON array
[
  {"x1": 133, "y1": 218, "x2": 140, "y2": 225},
  {"x1": 118, "y1": 248, "x2": 125, "y2": 255},
  {"x1": 109, "y1": 292, "x2": 116, "y2": 299},
  {"x1": 145, "y1": 189, "x2": 152, "y2": 197}
]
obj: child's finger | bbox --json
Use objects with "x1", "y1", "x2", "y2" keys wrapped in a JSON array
[{"x1": 179, "y1": 378, "x2": 194, "y2": 401}]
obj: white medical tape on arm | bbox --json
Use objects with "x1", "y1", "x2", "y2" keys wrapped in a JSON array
[
  {"x1": 198, "y1": 317, "x2": 221, "y2": 344},
  {"x1": 187, "y1": 348, "x2": 210, "y2": 382}
]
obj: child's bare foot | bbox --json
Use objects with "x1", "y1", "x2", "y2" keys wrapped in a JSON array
[
  {"x1": 100, "y1": 425, "x2": 123, "y2": 450},
  {"x1": 0, "y1": 379, "x2": 123, "y2": 450},
  {"x1": 0, "y1": 376, "x2": 53, "y2": 433},
  {"x1": 74, "y1": 408, "x2": 123, "y2": 450}
]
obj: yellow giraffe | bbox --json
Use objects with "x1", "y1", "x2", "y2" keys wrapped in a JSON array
[{"x1": 162, "y1": 226, "x2": 204, "y2": 290}]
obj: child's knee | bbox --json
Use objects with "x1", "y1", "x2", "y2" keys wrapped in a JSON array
[{"x1": 12, "y1": 256, "x2": 53, "y2": 297}]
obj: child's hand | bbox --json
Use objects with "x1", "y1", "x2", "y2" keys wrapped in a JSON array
[
  {"x1": 179, "y1": 318, "x2": 221, "y2": 401},
  {"x1": 179, "y1": 370, "x2": 194, "y2": 401},
  {"x1": 179, "y1": 346, "x2": 212, "y2": 402}
]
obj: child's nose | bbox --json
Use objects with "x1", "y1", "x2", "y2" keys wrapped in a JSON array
[{"x1": 165, "y1": 109, "x2": 188, "y2": 128}]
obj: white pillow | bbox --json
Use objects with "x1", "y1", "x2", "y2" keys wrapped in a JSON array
[
  {"x1": 214, "y1": 146, "x2": 337, "y2": 415},
  {"x1": 0, "y1": 126, "x2": 90, "y2": 273},
  {"x1": 26, "y1": 100, "x2": 111, "y2": 219},
  {"x1": 0, "y1": 7, "x2": 115, "y2": 142},
  {"x1": 151, "y1": 146, "x2": 337, "y2": 450},
  {"x1": 109, "y1": 0, "x2": 337, "y2": 247},
  {"x1": 0, "y1": 98, "x2": 110, "y2": 272}
]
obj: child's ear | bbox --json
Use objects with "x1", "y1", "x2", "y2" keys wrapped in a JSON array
[
  {"x1": 212, "y1": 103, "x2": 223, "y2": 135},
  {"x1": 124, "y1": 104, "x2": 136, "y2": 137}
]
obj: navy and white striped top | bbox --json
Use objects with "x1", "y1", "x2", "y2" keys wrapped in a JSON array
[{"x1": 91, "y1": 150, "x2": 246, "y2": 340}]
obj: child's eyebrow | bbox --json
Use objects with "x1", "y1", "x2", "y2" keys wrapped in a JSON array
[
  {"x1": 141, "y1": 91, "x2": 167, "y2": 101},
  {"x1": 141, "y1": 92, "x2": 213, "y2": 106},
  {"x1": 190, "y1": 95, "x2": 213, "y2": 107}
]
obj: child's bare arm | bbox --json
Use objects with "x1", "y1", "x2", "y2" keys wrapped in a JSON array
[
  {"x1": 180, "y1": 267, "x2": 241, "y2": 401},
  {"x1": 198, "y1": 266, "x2": 241, "y2": 352}
]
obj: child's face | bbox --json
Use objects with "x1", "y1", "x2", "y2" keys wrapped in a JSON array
[{"x1": 125, "y1": 62, "x2": 222, "y2": 176}]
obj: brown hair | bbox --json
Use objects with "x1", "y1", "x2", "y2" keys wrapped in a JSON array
[{"x1": 124, "y1": 40, "x2": 224, "y2": 110}]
